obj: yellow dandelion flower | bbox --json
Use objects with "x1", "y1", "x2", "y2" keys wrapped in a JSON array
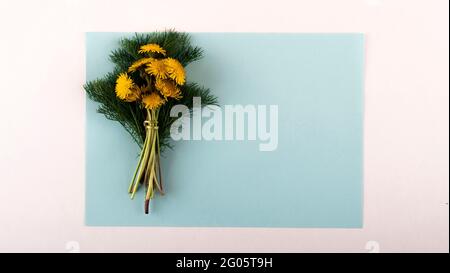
[
  {"x1": 155, "y1": 78, "x2": 182, "y2": 99},
  {"x1": 138, "y1": 43, "x2": 166, "y2": 55},
  {"x1": 145, "y1": 59, "x2": 168, "y2": 79},
  {"x1": 163, "y1": 58, "x2": 185, "y2": 85},
  {"x1": 128, "y1": 58, "x2": 154, "y2": 72},
  {"x1": 115, "y1": 73, "x2": 139, "y2": 102},
  {"x1": 142, "y1": 92, "x2": 165, "y2": 110}
]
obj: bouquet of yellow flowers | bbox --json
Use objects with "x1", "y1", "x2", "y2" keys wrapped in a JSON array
[{"x1": 84, "y1": 31, "x2": 217, "y2": 214}]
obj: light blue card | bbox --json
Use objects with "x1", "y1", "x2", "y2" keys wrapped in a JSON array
[{"x1": 86, "y1": 32, "x2": 364, "y2": 227}]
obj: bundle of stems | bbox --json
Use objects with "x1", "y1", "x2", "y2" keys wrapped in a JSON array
[{"x1": 128, "y1": 109, "x2": 164, "y2": 214}]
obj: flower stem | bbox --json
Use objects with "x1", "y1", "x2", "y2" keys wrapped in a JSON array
[
  {"x1": 128, "y1": 129, "x2": 149, "y2": 193},
  {"x1": 144, "y1": 109, "x2": 160, "y2": 214},
  {"x1": 156, "y1": 129, "x2": 164, "y2": 195}
]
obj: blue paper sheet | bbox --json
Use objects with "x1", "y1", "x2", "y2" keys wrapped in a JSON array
[{"x1": 86, "y1": 33, "x2": 364, "y2": 227}]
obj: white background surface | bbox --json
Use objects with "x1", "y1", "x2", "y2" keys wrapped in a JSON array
[{"x1": 0, "y1": 0, "x2": 448, "y2": 252}]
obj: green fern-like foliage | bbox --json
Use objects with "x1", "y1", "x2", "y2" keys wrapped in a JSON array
[{"x1": 84, "y1": 31, "x2": 217, "y2": 151}]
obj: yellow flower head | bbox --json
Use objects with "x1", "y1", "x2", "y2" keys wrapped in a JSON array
[
  {"x1": 138, "y1": 43, "x2": 166, "y2": 56},
  {"x1": 164, "y1": 58, "x2": 186, "y2": 85},
  {"x1": 115, "y1": 73, "x2": 140, "y2": 102},
  {"x1": 155, "y1": 78, "x2": 182, "y2": 100},
  {"x1": 142, "y1": 92, "x2": 165, "y2": 110},
  {"x1": 128, "y1": 58, "x2": 154, "y2": 72},
  {"x1": 145, "y1": 59, "x2": 168, "y2": 79}
]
